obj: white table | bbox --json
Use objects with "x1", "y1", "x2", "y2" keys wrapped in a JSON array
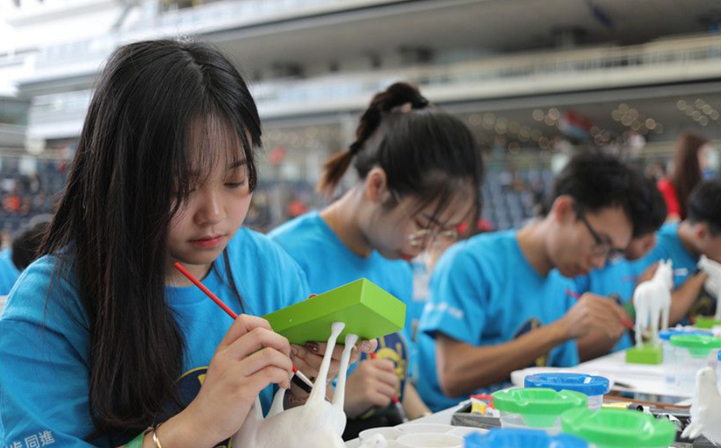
[{"x1": 345, "y1": 406, "x2": 462, "y2": 447}]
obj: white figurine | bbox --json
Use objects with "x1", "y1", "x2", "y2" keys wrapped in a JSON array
[
  {"x1": 681, "y1": 367, "x2": 721, "y2": 445},
  {"x1": 633, "y1": 259, "x2": 673, "y2": 348},
  {"x1": 232, "y1": 322, "x2": 368, "y2": 448},
  {"x1": 698, "y1": 255, "x2": 721, "y2": 321}
]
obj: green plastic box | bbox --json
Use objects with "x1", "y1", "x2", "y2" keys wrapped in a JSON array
[
  {"x1": 695, "y1": 316, "x2": 721, "y2": 329},
  {"x1": 625, "y1": 344, "x2": 663, "y2": 365},
  {"x1": 263, "y1": 278, "x2": 406, "y2": 345}
]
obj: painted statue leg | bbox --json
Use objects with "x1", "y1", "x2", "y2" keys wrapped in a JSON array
[
  {"x1": 333, "y1": 333, "x2": 359, "y2": 410},
  {"x1": 308, "y1": 322, "x2": 345, "y2": 405}
]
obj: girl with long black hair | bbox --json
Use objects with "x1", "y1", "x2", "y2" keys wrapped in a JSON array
[{"x1": 0, "y1": 39, "x2": 373, "y2": 448}]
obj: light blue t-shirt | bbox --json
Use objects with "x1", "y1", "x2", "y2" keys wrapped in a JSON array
[
  {"x1": 636, "y1": 223, "x2": 697, "y2": 288},
  {"x1": 417, "y1": 230, "x2": 579, "y2": 412},
  {"x1": 0, "y1": 249, "x2": 20, "y2": 297},
  {"x1": 574, "y1": 259, "x2": 643, "y2": 352},
  {"x1": 269, "y1": 211, "x2": 412, "y2": 408},
  {"x1": 0, "y1": 228, "x2": 310, "y2": 448},
  {"x1": 634, "y1": 222, "x2": 709, "y2": 322}
]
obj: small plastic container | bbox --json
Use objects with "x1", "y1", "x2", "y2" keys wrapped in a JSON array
[
  {"x1": 669, "y1": 334, "x2": 721, "y2": 395},
  {"x1": 492, "y1": 388, "x2": 587, "y2": 432},
  {"x1": 396, "y1": 433, "x2": 463, "y2": 448},
  {"x1": 464, "y1": 428, "x2": 588, "y2": 448},
  {"x1": 359, "y1": 426, "x2": 403, "y2": 443},
  {"x1": 395, "y1": 423, "x2": 454, "y2": 434},
  {"x1": 524, "y1": 373, "x2": 609, "y2": 411},
  {"x1": 658, "y1": 329, "x2": 713, "y2": 385},
  {"x1": 561, "y1": 408, "x2": 676, "y2": 448}
]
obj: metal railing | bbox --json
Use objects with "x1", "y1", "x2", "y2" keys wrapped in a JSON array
[{"x1": 29, "y1": 34, "x2": 721, "y2": 128}]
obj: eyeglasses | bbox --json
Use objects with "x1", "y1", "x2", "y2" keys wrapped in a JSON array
[
  {"x1": 391, "y1": 190, "x2": 460, "y2": 248},
  {"x1": 577, "y1": 211, "x2": 626, "y2": 262}
]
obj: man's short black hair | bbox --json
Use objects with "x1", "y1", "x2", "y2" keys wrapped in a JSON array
[
  {"x1": 687, "y1": 179, "x2": 721, "y2": 235},
  {"x1": 548, "y1": 152, "x2": 633, "y2": 210}
]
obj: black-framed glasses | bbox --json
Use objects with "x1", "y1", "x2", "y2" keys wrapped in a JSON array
[
  {"x1": 391, "y1": 190, "x2": 460, "y2": 248},
  {"x1": 577, "y1": 211, "x2": 626, "y2": 262}
]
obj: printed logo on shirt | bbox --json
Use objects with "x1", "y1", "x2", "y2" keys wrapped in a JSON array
[
  {"x1": 423, "y1": 301, "x2": 465, "y2": 320},
  {"x1": 4, "y1": 430, "x2": 55, "y2": 448},
  {"x1": 358, "y1": 332, "x2": 408, "y2": 420},
  {"x1": 513, "y1": 318, "x2": 549, "y2": 367},
  {"x1": 172, "y1": 367, "x2": 233, "y2": 448}
]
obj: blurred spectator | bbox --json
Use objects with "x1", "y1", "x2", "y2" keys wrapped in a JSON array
[
  {"x1": 0, "y1": 218, "x2": 50, "y2": 303},
  {"x1": 657, "y1": 131, "x2": 711, "y2": 221}
]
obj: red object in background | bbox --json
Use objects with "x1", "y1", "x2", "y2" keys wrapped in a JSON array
[
  {"x1": 656, "y1": 178, "x2": 681, "y2": 219},
  {"x1": 288, "y1": 199, "x2": 308, "y2": 218},
  {"x1": 3, "y1": 194, "x2": 20, "y2": 213},
  {"x1": 477, "y1": 219, "x2": 494, "y2": 233},
  {"x1": 269, "y1": 146, "x2": 286, "y2": 166},
  {"x1": 563, "y1": 109, "x2": 593, "y2": 132}
]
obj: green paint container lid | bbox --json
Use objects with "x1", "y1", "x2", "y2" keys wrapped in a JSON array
[
  {"x1": 493, "y1": 388, "x2": 587, "y2": 427},
  {"x1": 561, "y1": 408, "x2": 676, "y2": 448}
]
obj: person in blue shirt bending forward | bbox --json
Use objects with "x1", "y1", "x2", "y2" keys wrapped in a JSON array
[
  {"x1": 271, "y1": 83, "x2": 484, "y2": 438},
  {"x1": 573, "y1": 175, "x2": 668, "y2": 359},
  {"x1": 633, "y1": 179, "x2": 721, "y2": 326},
  {"x1": 417, "y1": 153, "x2": 650, "y2": 412}
]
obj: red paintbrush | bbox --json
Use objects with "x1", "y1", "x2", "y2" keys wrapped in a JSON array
[{"x1": 173, "y1": 262, "x2": 317, "y2": 393}]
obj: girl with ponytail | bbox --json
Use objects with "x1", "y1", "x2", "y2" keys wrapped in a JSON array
[{"x1": 270, "y1": 82, "x2": 484, "y2": 438}]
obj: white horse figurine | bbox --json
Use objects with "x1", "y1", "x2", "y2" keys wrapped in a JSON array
[
  {"x1": 698, "y1": 255, "x2": 721, "y2": 321},
  {"x1": 633, "y1": 259, "x2": 673, "y2": 348},
  {"x1": 682, "y1": 367, "x2": 721, "y2": 445},
  {"x1": 232, "y1": 322, "x2": 384, "y2": 448}
]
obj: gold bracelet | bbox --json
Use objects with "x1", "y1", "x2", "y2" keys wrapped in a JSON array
[{"x1": 151, "y1": 423, "x2": 164, "y2": 448}]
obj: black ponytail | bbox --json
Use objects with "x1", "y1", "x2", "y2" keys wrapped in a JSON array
[{"x1": 318, "y1": 82, "x2": 483, "y2": 223}]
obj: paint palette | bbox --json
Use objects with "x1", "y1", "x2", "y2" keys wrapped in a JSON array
[{"x1": 263, "y1": 278, "x2": 406, "y2": 345}]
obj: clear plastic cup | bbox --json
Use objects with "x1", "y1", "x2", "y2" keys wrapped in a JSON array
[
  {"x1": 659, "y1": 329, "x2": 712, "y2": 386},
  {"x1": 669, "y1": 334, "x2": 721, "y2": 396}
]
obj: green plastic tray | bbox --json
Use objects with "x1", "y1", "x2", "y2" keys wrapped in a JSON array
[{"x1": 263, "y1": 278, "x2": 406, "y2": 345}]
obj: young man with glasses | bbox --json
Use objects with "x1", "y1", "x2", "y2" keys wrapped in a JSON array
[
  {"x1": 416, "y1": 153, "x2": 647, "y2": 412},
  {"x1": 573, "y1": 175, "x2": 668, "y2": 361}
]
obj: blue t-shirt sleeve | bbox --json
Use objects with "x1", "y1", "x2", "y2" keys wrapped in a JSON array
[
  {"x1": 420, "y1": 245, "x2": 488, "y2": 345},
  {"x1": 0, "y1": 260, "x2": 102, "y2": 448}
]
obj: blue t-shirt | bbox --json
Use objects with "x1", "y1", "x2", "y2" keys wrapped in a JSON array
[
  {"x1": 636, "y1": 223, "x2": 697, "y2": 288},
  {"x1": 0, "y1": 249, "x2": 20, "y2": 297},
  {"x1": 574, "y1": 259, "x2": 643, "y2": 352},
  {"x1": 0, "y1": 228, "x2": 310, "y2": 448},
  {"x1": 417, "y1": 230, "x2": 579, "y2": 412},
  {"x1": 269, "y1": 211, "x2": 412, "y2": 408},
  {"x1": 634, "y1": 222, "x2": 710, "y2": 321}
]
